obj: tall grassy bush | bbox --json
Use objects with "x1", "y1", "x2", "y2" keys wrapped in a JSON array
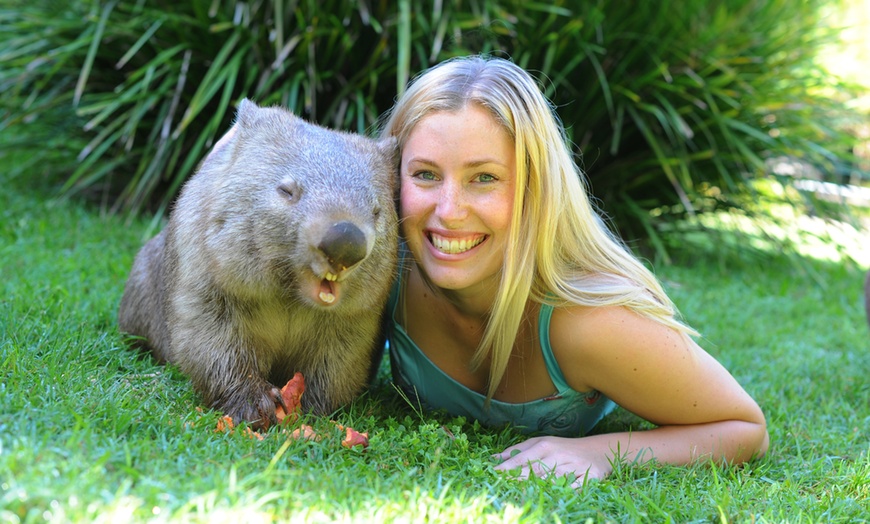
[{"x1": 1, "y1": 0, "x2": 864, "y2": 248}]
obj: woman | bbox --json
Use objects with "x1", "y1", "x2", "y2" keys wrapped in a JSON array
[{"x1": 379, "y1": 55, "x2": 768, "y2": 486}]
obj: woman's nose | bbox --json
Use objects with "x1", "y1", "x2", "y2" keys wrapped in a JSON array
[{"x1": 435, "y1": 179, "x2": 467, "y2": 223}]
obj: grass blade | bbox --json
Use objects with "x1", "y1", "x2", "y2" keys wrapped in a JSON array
[{"x1": 74, "y1": 0, "x2": 117, "y2": 106}]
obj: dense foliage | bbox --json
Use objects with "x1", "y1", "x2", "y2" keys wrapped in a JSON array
[{"x1": 1, "y1": 0, "x2": 865, "y2": 248}]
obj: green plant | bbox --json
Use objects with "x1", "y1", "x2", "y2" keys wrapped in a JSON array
[
  {"x1": 2, "y1": 0, "x2": 406, "y2": 214},
  {"x1": 1, "y1": 0, "x2": 865, "y2": 250}
]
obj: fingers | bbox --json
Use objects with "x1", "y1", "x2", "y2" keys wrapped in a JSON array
[
  {"x1": 271, "y1": 386, "x2": 290, "y2": 416},
  {"x1": 493, "y1": 442, "x2": 560, "y2": 482},
  {"x1": 491, "y1": 436, "x2": 546, "y2": 461},
  {"x1": 492, "y1": 435, "x2": 556, "y2": 466},
  {"x1": 496, "y1": 455, "x2": 592, "y2": 488},
  {"x1": 492, "y1": 437, "x2": 605, "y2": 488},
  {"x1": 494, "y1": 450, "x2": 559, "y2": 478},
  {"x1": 571, "y1": 472, "x2": 596, "y2": 490}
]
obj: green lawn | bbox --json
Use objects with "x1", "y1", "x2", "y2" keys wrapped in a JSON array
[{"x1": 1, "y1": 169, "x2": 868, "y2": 523}]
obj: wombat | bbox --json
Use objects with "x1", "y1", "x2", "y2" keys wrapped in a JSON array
[{"x1": 118, "y1": 99, "x2": 398, "y2": 429}]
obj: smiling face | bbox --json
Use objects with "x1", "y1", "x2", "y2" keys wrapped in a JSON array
[{"x1": 399, "y1": 103, "x2": 516, "y2": 297}]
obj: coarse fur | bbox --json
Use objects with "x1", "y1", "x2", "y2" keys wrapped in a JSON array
[{"x1": 119, "y1": 99, "x2": 398, "y2": 429}]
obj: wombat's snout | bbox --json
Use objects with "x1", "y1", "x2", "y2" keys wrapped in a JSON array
[{"x1": 317, "y1": 221, "x2": 368, "y2": 271}]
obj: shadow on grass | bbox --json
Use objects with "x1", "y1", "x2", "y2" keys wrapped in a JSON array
[{"x1": 651, "y1": 210, "x2": 869, "y2": 284}]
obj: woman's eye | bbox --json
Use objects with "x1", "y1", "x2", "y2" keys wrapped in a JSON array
[
  {"x1": 476, "y1": 173, "x2": 497, "y2": 183},
  {"x1": 412, "y1": 170, "x2": 438, "y2": 181}
]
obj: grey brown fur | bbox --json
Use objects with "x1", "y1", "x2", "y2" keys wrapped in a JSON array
[{"x1": 118, "y1": 100, "x2": 398, "y2": 429}]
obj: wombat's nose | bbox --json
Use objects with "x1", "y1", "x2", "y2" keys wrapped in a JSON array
[{"x1": 318, "y1": 221, "x2": 367, "y2": 271}]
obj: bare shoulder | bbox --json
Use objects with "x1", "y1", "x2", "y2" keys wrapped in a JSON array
[
  {"x1": 549, "y1": 304, "x2": 691, "y2": 373},
  {"x1": 549, "y1": 304, "x2": 764, "y2": 427}
]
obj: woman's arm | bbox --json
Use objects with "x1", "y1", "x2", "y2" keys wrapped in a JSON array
[{"x1": 494, "y1": 305, "x2": 769, "y2": 486}]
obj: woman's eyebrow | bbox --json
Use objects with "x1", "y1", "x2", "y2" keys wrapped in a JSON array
[
  {"x1": 405, "y1": 156, "x2": 437, "y2": 166},
  {"x1": 406, "y1": 157, "x2": 506, "y2": 168},
  {"x1": 464, "y1": 158, "x2": 507, "y2": 168}
]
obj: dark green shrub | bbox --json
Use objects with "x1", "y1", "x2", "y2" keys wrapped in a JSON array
[{"x1": 1, "y1": 0, "x2": 864, "y2": 251}]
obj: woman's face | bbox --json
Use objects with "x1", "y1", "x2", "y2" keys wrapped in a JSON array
[{"x1": 399, "y1": 103, "x2": 516, "y2": 295}]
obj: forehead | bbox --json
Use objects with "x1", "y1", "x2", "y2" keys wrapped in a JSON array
[{"x1": 403, "y1": 105, "x2": 514, "y2": 163}]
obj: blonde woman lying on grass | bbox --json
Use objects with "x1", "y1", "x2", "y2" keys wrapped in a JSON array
[{"x1": 379, "y1": 55, "x2": 769, "y2": 487}]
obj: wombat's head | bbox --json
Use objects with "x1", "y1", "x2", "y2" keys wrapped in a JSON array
[{"x1": 184, "y1": 99, "x2": 399, "y2": 311}]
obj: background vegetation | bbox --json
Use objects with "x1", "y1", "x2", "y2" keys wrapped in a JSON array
[
  {"x1": 2, "y1": 1, "x2": 869, "y2": 521},
  {"x1": 2, "y1": 0, "x2": 867, "y2": 253}
]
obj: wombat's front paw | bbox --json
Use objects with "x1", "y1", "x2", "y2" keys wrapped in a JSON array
[{"x1": 218, "y1": 382, "x2": 285, "y2": 431}]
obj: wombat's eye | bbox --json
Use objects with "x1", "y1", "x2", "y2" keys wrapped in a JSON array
[
  {"x1": 373, "y1": 206, "x2": 382, "y2": 219},
  {"x1": 277, "y1": 180, "x2": 300, "y2": 202}
]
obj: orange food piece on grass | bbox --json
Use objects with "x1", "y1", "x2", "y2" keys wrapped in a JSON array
[
  {"x1": 340, "y1": 426, "x2": 370, "y2": 449},
  {"x1": 215, "y1": 415, "x2": 263, "y2": 440},
  {"x1": 290, "y1": 424, "x2": 321, "y2": 441},
  {"x1": 276, "y1": 372, "x2": 305, "y2": 423},
  {"x1": 215, "y1": 415, "x2": 234, "y2": 432},
  {"x1": 213, "y1": 372, "x2": 368, "y2": 449}
]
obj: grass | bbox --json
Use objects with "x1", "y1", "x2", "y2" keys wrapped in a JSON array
[{"x1": 1, "y1": 162, "x2": 869, "y2": 522}]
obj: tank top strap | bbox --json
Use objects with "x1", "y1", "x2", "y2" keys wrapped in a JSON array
[
  {"x1": 537, "y1": 304, "x2": 573, "y2": 393},
  {"x1": 390, "y1": 242, "x2": 410, "y2": 315}
]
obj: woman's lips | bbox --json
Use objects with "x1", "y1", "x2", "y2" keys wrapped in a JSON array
[{"x1": 427, "y1": 232, "x2": 487, "y2": 254}]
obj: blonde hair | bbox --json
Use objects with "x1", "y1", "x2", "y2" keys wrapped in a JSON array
[{"x1": 380, "y1": 56, "x2": 697, "y2": 400}]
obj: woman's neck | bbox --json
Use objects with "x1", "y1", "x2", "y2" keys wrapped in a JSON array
[{"x1": 413, "y1": 262, "x2": 498, "y2": 321}]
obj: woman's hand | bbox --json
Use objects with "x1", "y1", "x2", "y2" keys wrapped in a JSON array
[
  {"x1": 492, "y1": 418, "x2": 769, "y2": 489},
  {"x1": 493, "y1": 435, "x2": 618, "y2": 488}
]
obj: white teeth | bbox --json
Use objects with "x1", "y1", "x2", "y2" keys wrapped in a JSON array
[
  {"x1": 320, "y1": 273, "x2": 337, "y2": 304},
  {"x1": 430, "y1": 234, "x2": 484, "y2": 254}
]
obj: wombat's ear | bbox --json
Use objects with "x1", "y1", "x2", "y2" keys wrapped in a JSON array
[
  {"x1": 376, "y1": 136, "x2": 399, "y2": 167},
  {"x1": 376, "y1": 137, "x2": 400, "y2": 199},
  {"x1": 236, "y1": 98, "x2": 261, "y2": 130},
  {"x1": 202, "y1": 99, "x2": 258, "y2": 163}
]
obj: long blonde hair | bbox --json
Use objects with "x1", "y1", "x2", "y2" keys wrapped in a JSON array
[{"x1": 380, "y1": 56, "x2": 697, "y2": 400}]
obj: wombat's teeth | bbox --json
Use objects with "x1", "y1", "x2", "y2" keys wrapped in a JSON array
[
  {"x1": 319, "y1": 291, "x2": 336, "y2": 304},
  {"x1": 430, "y1": 234, "x2": 486, "y2": 254},
  {"x1": 324, "y1": 272, "x2": 339, "y2": 281}
]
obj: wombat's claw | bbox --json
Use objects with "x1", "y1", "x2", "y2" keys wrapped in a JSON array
[{"x1": 271, "y1": 386, "x2": 289, "y2": 415}]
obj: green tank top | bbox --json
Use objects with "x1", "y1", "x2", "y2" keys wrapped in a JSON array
[{"x1": 386, "y1": 268, "x2": 615, "y2": 437}]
